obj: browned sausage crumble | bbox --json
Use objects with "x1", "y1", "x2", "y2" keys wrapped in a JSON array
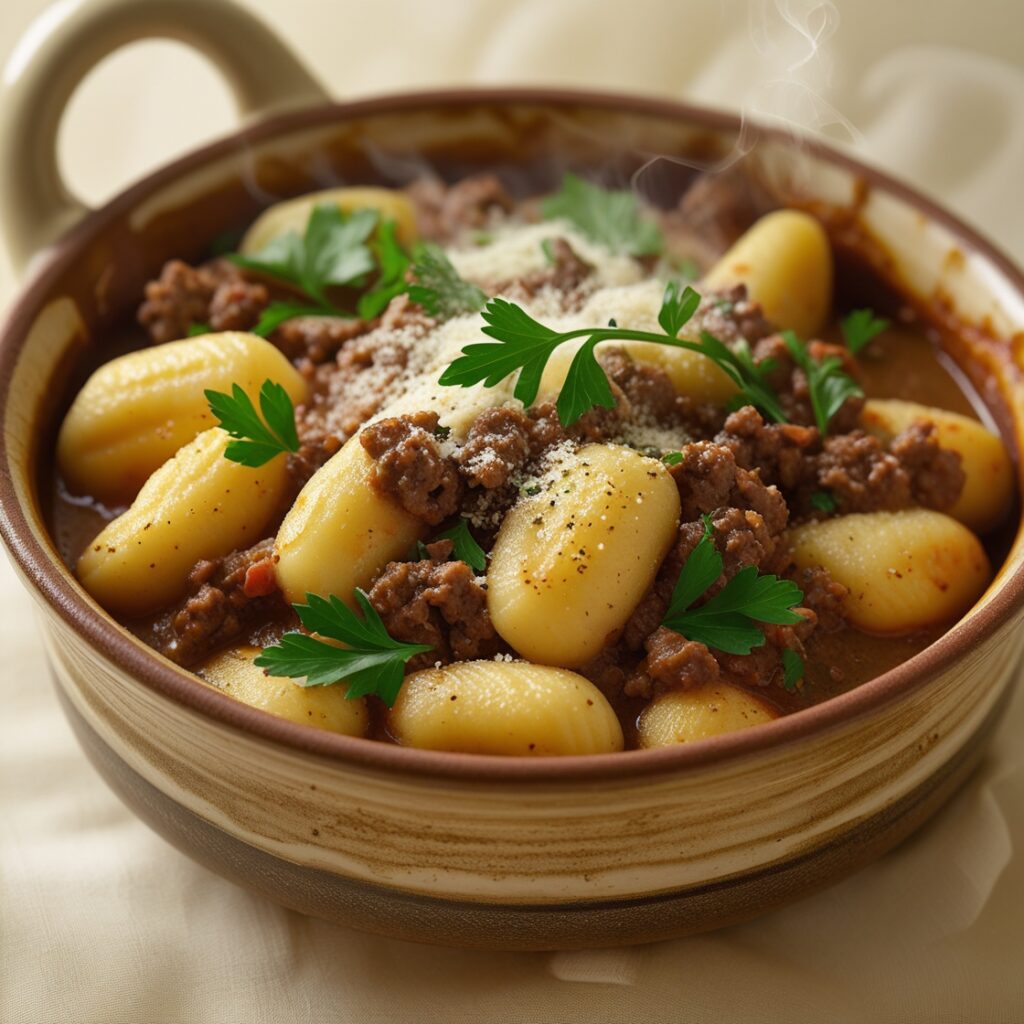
[{"x1": 123, "y1": 173, "x2": 973, "y2": 728}]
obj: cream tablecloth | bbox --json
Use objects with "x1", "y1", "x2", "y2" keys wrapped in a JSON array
[{"x1": 2, "y1": 1, "x2": 1023, "y2": 1021}]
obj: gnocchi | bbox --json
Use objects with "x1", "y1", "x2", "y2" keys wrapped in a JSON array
[
  {"x1": 77, "y1": 428, "x2": 291, "y2": 616},
  {"x1": 241, "y1": 186, "x2": 419, "y2": 253},
  {"x1": 201, "y1": 646, "x2": 369, "y2": 736},
  {"x1": 274, "y1": 435, "x2": 424, "y2": 606},
  {"x1": 637, "y1": 683, "x2": 779, "y2": 748},
  {"x1": 703, "y1": 209, "x2": 833, "y2": 338},
  {"x1": 388, "y1": 661, "x2": 624, "y2": 755},
  {"x1": 861, "y1": 399, "x2": 1014, "y2": 533},
  {"x1": 789, "y1": 509, "x2": 990, "y2": 633},
  {"x1": 49, "y1": 173, "x2": 1013, "y2": 756},
  {"x1": 57, "y1": 331, "x2": 306, "y2": 506},
  {"x1": 487, "y1": 444, "x2": 681, "y2": 667}
]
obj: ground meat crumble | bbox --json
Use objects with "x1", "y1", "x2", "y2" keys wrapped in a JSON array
[
  {"x1": 151, "y1": 538, "x2": 286, "y2": 667},
  {"x1": 127, "y1": 175, "x2": 975, "y2": 721},
  {"x1": 367, "y1": 541, "x2": 500, "y2": 667}
]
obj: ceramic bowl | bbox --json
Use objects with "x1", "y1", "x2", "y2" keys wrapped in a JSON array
[{"x1": 1, "y1": 0, "x2": 1022, "y2": 951}]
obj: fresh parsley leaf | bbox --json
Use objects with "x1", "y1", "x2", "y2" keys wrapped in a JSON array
[
  {"x1": 434, "y1": 518, "x2": 487, "y2": 573},
  {"x1": 841, "y1": 308, "x2": 890, "y2": 355},
  {"x1": 255, "y1": 590, "x2": 431, "y2": 706},
  {"x1": 358, "y1": 219, "x2": 412, "y2": 320},
  {"x1": 204, "y1": 379, "x2": 300, "y2": 467},
  {"x1": 661, "y1": 451, "x2": 684, "y2": 466},
  {"x1": 253, "y1": 300, "x2": 343, "y2": 338},
  {"x1": 540, "y1": 238, "x2": 557, "y2": 265},
  {"x1": 662, "y1": 519, "x2": 804, "y2": 656},
  {"x1": 230, "y1": 203, "x2": 377, "y2": 306},
  {"x1": 187, "y1": 321, "x2": 212, "y2": 337},
  {"x1": 439, "y1": 297, "x2": 561, "y2": 406},
  {"x1": 811, "y1": 489, "x2": 839, "y2": 513},
  {"x1": 717, "y1": 337, "x2": 787, "y2": 424},
  {"x1": 407, "y1": 242, "x2": 488, "y2": 320},
  {"x1": 782, "y1": 648, "x2": 805, "y2": 691},
  {"x1": 781, "y1": 330, "x2": 863, "y2": 435},
  {"x1": 556, "y1": 337, "x2": 618, "y2": 426},
  {"x1": 439, "y1": 287, "x2": 789, "y2": 428},
  {"x1": 664, "y1": 516, "x2": 721, "y2": 619},
  {"x1": 541, "y1": 173, "x2": 663, "y2": 257},
  {"x1": 658, "y1": 281, "x2": 702, "y2": 337}
]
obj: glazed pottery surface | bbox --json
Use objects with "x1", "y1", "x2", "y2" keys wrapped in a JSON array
[{"x1": 1, "y1": 0, "x2": 1022, "y2": 950}]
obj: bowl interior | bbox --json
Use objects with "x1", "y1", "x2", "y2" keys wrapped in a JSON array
[{"x1": 2, "y1": 90, "x2": 1024, "y2": 777}]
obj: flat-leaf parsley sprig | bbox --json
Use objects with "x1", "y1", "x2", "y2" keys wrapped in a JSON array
[
  {"x1": 231, "y1": 202, "x2": 376, "y2": 305},
  {"x1": 205, "y1": 378, "x2": 300, "y2": 467},
  {"x1": 230, "y1": 203, "x2": 417, "y2": 334},
  {"x1": 438, "y1": 283, "x2": 787, "y2": 427},
  {"x1": 781, "y1": 330, "x2": 864, "y2": 435},
  {"x1": 357, "y1": 219, "x2": 412, "y2": 320},
  {"x1": 434, "y1": 517, "x2": 487, "y2": 572},
  {"x1": 406, "y1": 243, "x2": 488, "y2": 320},
  {"x1": 541, "y1": 173, "x2": 663, "y2": 257},
  {"x1": 841, "y1": 307, "x2": 890, "y2": 355},
  {"x1": 662, "y1": 516, "x2": 805, "y2": 659},
  {"x1": 255, "y1": 590, "x2": 432, "y2": 706}
]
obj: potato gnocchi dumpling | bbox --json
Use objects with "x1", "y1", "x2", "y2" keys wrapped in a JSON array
[
  {"x1": 488, "y1": 444, "x2": 680, "y2": 667},
  {"x1": 201, "y1": 646, "x2": 369, "y2": 737},
  {"x1": 57, "y1": 331, "x2": 306, "y2": 506},
  {"x1": 861, "y1": 399, "x2": 1014, "y2": 533},
  {"x1": 274, "y1": 435, "x2": 424, "y2": 606},
  {"x1": 52, "y1": 173, "x2": 1013, "y2": 755},
  {"x1": 703, "y1": 209, "x2": 833, "y2": 338},
  {"x1": 78, "y1": 428, "x2": 291, "y2": 616},
  {"x1": 789, "y1": 509, "x2": 991, "y2": 634},
  {"x1": 637, "y1": 683, "x2": 779, "y2": 748},
  {"x1": 388, "y1": 661, "x2": 624, "y2": 755}
]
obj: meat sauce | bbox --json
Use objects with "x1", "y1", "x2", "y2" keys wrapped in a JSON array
[{"x1": 45, "y1": 173, "x2": 1017, "y2": 749}]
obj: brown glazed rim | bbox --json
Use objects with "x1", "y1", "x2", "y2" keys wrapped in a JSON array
[{"x1": 1, "y1": 88, "x2": 1023, "y2": 783}]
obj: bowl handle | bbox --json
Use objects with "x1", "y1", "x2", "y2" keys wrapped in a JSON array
[{"x1": 0, "y1": 0, "x2": 328, "y2": 272}]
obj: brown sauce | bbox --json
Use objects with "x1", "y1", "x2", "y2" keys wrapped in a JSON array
[
  {"x1": 48, "y1": 311, "x2": 995, "y2": 725},
  {"x1": 43, "y1": 180, "x2": 1017, "y2": 745}
]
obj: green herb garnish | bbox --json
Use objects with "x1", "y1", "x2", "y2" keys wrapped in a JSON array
[
  {"x1": 231, "y1": 203, "x2": 377, "y2": 304},
  {"x1": 253, "y1": 301, "x2": 343, "y2": 337},
  {"x1": 781, "y1": 330, "x2": 863, "y2": 435},
  {"x1": 541, "y1": 173, "x2": 662, "y2": 257},
  {"x1": 187, "y1": 321, "x2": 212, "y2": 337},
  {"x1": 841, "y1": 308, "x2": 890, "y2": 355},
  {"x1": 782, "y1": 648, "x2": 805, "y2": 691},
  {"x1": 810, "y1": 489, "x2": 839, "y2": 513},
  {"x1": 438, "y1": 285, "x2": 786, "y2": 427},
  {"x1": 204, "y1": 378, "x2": 300, "y2": 467},
  {"x1": 255, "y1": 590, "x2": 431, "y2": 706},
  {"x1": 229, "y1": 203, "x2": 381, "y2": 334},
  {"x1": 661, "y1": 451, "x2": 684, "y2": 467},
  {"x1": 661, "y1": 517, "x2": 804, "y2": 655},
  {"x1": 407, "y1": 242, "x2": 488, "y2": 320},
  {"x1": 358, "y1": 220, "x2": 412, "y2": 320},
  {"x1": 433, "y1": 517, "x2": 487, "y2": 573}
]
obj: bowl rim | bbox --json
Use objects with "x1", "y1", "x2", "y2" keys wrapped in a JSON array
[{"x1": 1, "y1": 86, "x2": 1022, "y2": 783}]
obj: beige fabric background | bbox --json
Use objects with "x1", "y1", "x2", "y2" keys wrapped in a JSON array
[{"x1": 1, "y1": 1, "x2": 1023, "y2": 1021}]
